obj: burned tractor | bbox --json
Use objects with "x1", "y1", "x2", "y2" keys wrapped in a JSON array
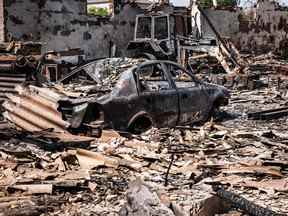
[
  {"x1": 127, "y1": 4, "x2": 243, "y2": 75},
  {"x1": 127, "y1": 12, "x2": 190, "y2": 61}
]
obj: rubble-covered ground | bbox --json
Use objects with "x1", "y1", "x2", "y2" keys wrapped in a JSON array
[{"x1": 1, "y1": 57, "x2": 288, "y2": 216}]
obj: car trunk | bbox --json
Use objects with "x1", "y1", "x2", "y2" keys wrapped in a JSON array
[{"x1": 3, "y1": 58, "x2": 144, "y2": 133}]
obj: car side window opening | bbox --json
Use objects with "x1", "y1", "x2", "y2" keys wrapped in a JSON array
[
  {"x1": 137, "y1": 63, "x2": 171, "y2": 92},
  {"x1": 168, "y1": 64, "x2": 196, "y2": 88}
]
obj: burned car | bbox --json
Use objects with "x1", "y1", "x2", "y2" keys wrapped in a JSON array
[
  {"x1": 57, "y1": 58, "x2": 229, "y2": 134},
  {"x1": 3, "y1": 58, "x2": 229, "y2": 135}
]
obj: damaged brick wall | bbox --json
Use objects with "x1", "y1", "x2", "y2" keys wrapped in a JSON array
[
  {"x1": 202, "y1": 0, "x2": 288, "y2": 56},
  {"x1": 4, "y1": 0, "x2": 140, "y2": 59},
  {"x1": 4, "y1": 0, "x2": 288, "y2": 58},
  {"x1": 39, "y1": 1, "x2": 140, "y2": 58},
  {"x1": 4, "y1": 0, "x2": 40, "y2": 41},
  {"x1": 235, "y1": 0, "x2": 288, "y2": 56}
]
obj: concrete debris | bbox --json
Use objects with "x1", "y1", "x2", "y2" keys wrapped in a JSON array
[
  {"x1": 0, "y1": 53, "x2": 286, "y2": 216},
  {"x1": 1, "y1": 82, "x2": 288, "y2": 215},
  {"x1": 119, "y1": 179, "x2": 175, "y2": 216},
  {"x1": 0, "y1": 41, "x2": 41, "y2": 102},
  {"x1": 214, "y1": 187, "x2": 286, "y2": 216}
]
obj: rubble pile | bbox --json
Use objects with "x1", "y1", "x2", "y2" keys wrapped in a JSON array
[
  {"x1": 1, "y1": 1, "x2": 288, "y2": 215},
  {"x1": 1, "y1": 70, "x2": 288, "y2": 215},
  {"x1": 0, "y1": 41, "x2": 42, "y2": 102},
  {"x1": 195, "y1": 51, "x2": 288, "y2": 92}
]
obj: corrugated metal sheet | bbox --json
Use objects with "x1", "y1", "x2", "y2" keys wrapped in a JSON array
[
  {"x1": 0, "y1": 72, "x2": 25, "y2": 101},
  {"x1": 0, "y1": 55, "x2": 25, "y2": 102},
  {"x1": 0, "y1": 120, "x2": 8, "y2": 129},
  {"x1": 3, "y1": 85, "x2": 70, "y2": 132}
]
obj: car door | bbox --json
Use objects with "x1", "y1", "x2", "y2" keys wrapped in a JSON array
[
  {"x1": 166, "y1": 62, "x2": 210, "y2": 125},
  {"x1": 135, "y1": 62, "x2": 179, "y2": 128}
]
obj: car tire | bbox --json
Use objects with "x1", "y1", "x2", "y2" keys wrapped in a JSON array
[
  {"x1": 209, "y1": 98, "x2": 227, "y2": 122},
  {"x1": 128, "y1": 116, "x2": 153, "y2": 134}
]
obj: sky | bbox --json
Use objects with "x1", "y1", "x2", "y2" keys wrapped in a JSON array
[
  {"x1": 170, "y1": 0, "x2": 288, "y2": 7},
  {"x1": 170, "y1": 0, "x2": 190, "y2": 6}
]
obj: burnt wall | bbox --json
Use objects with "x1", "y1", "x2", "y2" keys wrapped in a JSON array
[
  {"x1": 39, "y1": 1, "x2": 140, "y2": 58},
  {"x1": 4, "y1": 0, "x2": 140, "y2": 59},
  {"x1": 203, "y1": 0, "x2": 288, "y2": 55},
  {"x1": 3, "y1": 0, "x2": 288, "y2": 57},
  {"x1": 234, "y1": 0, "x2": 288, "y2": 55},
  {"x1": 4, "y1": 0, "x2": 40, "y2": 41},
  {"x1": 201, "y1": 9, "x2": 240, "y2": 38}
]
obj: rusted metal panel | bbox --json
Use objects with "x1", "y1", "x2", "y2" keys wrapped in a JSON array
[
  {"x1": 3, "y1": 85, "x2": 70, "y2": 132},
  {"x1": 0, "y1": 55, "x2": 17, "y2": 62}
]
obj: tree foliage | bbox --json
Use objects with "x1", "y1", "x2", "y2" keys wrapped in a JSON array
[
  {"x1": 199, "y1": 0, "x2": 237, "y2": 7},
  {"x1": 88, "y1": 6, "x2": 109, "y2": 16}
]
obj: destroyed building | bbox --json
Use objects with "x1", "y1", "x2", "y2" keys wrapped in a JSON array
[
  {"x1": 202, "y1": 0, "x2": 288, "y2": 56},
  {"x1": 2, "y1": 0, "x2": 144, "y2": 59},
  {"x1": 1, "y1": 0, "x2": 287, "y2": 59},
  {"x1": 0, "y1": 0, "x2": 288, "y2": 216}
]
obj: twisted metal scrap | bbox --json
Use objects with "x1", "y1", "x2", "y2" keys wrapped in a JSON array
[{"x1": 214, "y1": 187, "x2": 285, "y2": 216}]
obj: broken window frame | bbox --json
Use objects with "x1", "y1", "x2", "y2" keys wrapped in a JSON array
[
  {"x1": 135, "y1": 62, "x2": 173, "y2": 93},
  {"x1": 154, "y1": 16, "x2": 169, "y2": 40},
  {"x1": 165, "y1": 62, "x2": 197, "y2": 89},
  {"x1": 134, "y1": 14, "x2": 170, "y2": 42},
  {"x1": 58, "y1": 61, "x2": 99, "y2": 85},
  {"x1": 43, "y1": 64, "x2": 59, "y2": 82},
  {"x1": 135, "y1": 16, "x2": 152, "y2": 40}
]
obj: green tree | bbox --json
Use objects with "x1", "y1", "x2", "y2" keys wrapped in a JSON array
[
  {"x1": 199, "y1": 0, "x2": 213, "y2": 7},
  {"x1": 218, "y1": 0, "x2": 237, "y2": 6},
  {"x1": 88, "y1": 6, "x2": 109, "y2": 16},
  {"x1": 199, "y1": 0, "x2": 237, "y2": 8}
]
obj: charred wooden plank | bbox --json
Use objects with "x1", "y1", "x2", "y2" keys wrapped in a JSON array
[{"x1": 247, "y1": 107, "x2": 288, "y2": 120}]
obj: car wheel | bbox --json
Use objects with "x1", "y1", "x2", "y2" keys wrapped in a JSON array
[
  {"x1": 128, "y1": 116, "x2": 152, "y2": 134},
  {"x1": 198, "y1": 105, "x2": 217, "y2": 124},
  {"x1": 209, "y1": 99, "x2": 227, "y2": 122}
]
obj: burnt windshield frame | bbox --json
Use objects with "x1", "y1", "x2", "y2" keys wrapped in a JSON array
[
  {"x1": 136, "y1": 16, "x2": 152, "y2": 39},
  {"x1": 135, "y1": 14, "x2": 170, "y2": 41},
  {"x1": 135, "y1": 61, "x2": 175, "y2": 93},
  {"x1": 154, "y1": 16, "x2": 169, "y2": 40}
]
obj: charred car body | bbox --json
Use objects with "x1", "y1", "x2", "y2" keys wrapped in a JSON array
[
  {"x1": 4, "y1": 58, "x2": 229, "y2": 135},
  {"x1": 58, "y1": 58, "x2": 229, "y2": 134}
]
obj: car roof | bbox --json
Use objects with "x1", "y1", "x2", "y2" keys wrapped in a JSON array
[{"x1": 136, "y1": 60, "x2": 190, "y2": 74}]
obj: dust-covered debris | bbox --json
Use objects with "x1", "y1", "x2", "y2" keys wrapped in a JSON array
[
  {"x1": 0, "y1": 11, "x2": 288, "y2": 215},
  {"x1": 1, "y1": 72, "x2": 288, "y2": 215}
]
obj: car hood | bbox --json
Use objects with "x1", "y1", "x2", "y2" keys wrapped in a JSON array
[{"x1": 201, "y1": 82, "x2": 230, "y2": 98}]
